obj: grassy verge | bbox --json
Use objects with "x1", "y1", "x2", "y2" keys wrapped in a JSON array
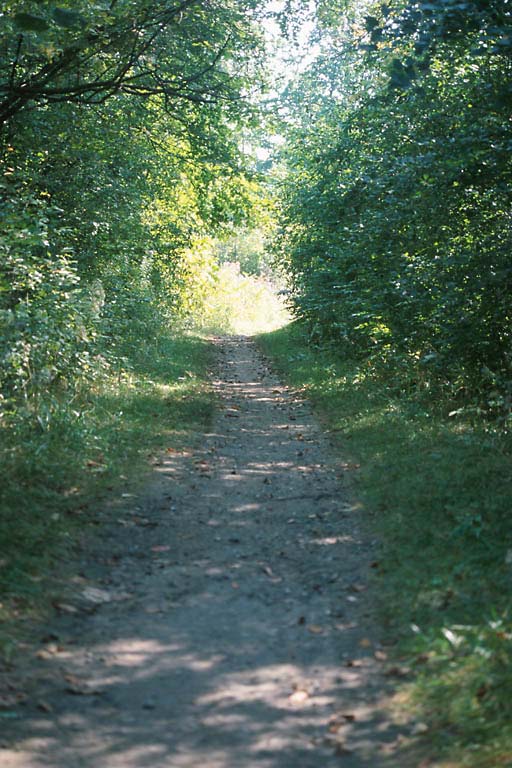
[
  {"x1": 258, "y1": 321, "x2": 512, "y2": 768},
  {"x1": 0, "y1": 331, "x2": 214, "y2": 656}
]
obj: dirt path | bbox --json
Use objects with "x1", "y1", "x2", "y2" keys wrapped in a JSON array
[{"x1": 1, "y1": 337, "x2": 414, "y2": 767}]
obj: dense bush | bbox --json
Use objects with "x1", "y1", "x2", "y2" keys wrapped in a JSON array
[{"x1": 274, "y1": 0, "x2": 512, "y2": 415}]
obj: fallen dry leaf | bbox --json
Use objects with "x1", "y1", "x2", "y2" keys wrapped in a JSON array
[
  {"x1": 86, "y1": 459, "x2": 104, "y2": 468},
  {"x1": 36, "y1": 642, "x2": 63, "y2": 660},
  {"x1": 132, "y1": 517, "x2": 157, "y2": 528},
  {"x1": 385, "y1": 665, "x2": 411, "y2": 678},
  {"x1": 329, "y1": 712, "x2": 356, "y2": 728},
  {"x1": 63, "y1": 674, "x2": 100, "y2": 696},
  {"x1": 288, "y1": 689, "x2": 309, "y2": 704},
  {"x1": 261, "y1": 565, "x2": 281, "y2": 582},
  {"x1": 53, "y1": 602, "x2": 79, "y2": 615},
  {"x1": 44, "y1": 641, "x2": 60, "y2": 654},
  {"x1": 82, "y1": 587, "x2": 112, "y2": 604}
]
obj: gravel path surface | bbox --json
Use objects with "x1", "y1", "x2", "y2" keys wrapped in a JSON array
[{"x1": 1, "y1": 337, "x2": 414, "y2": 767}]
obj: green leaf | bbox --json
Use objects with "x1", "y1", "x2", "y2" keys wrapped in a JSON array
[
  {"x1": 365, "y1": 15, "x2": 379, "y2": 32},
  {"x1": 13, "y1": 13, "x2": 50, "y2": 32},
  {"x1": 51, "y1": 7, "x2": 85, "y2": 29}
]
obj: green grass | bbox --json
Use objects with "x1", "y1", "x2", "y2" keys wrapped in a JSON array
[
  {"x1": 258, "y1": 321, "x2": 512, "y2": 768},
  {"x1": 0, "y1": 331, "x2": 214, "y2": 654}
]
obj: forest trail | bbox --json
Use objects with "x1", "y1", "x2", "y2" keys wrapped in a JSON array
[{"x1": 1, "y1": 337, "x2": 416, "y2": 768}]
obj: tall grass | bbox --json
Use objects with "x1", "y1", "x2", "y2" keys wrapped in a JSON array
[{"x1": 0, "y1": 329, "x2": 214, "y2": 654}]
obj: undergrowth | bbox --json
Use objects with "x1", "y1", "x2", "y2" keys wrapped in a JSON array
[
  {"x1": 259, "y1": 321, "x2": 512, "y2": 768},
  {"x1": 0, "y1": 330, "x2": 214, "y2": 655},
  {"x1": 0, "y1": 258, "x2": 287, "y2": 656}
]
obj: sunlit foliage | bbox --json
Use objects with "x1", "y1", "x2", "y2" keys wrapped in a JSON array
[
  {"x1": 0, "y1": 1, "x2": 265, "y2": 429},
  {"x1": 274, "y1": 0, "x2": 512, "y2": 417}
]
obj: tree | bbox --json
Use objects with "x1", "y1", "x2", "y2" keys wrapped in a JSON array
[{"x1": 0, "y1": 1, "x2": 264, "y2": 124}]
